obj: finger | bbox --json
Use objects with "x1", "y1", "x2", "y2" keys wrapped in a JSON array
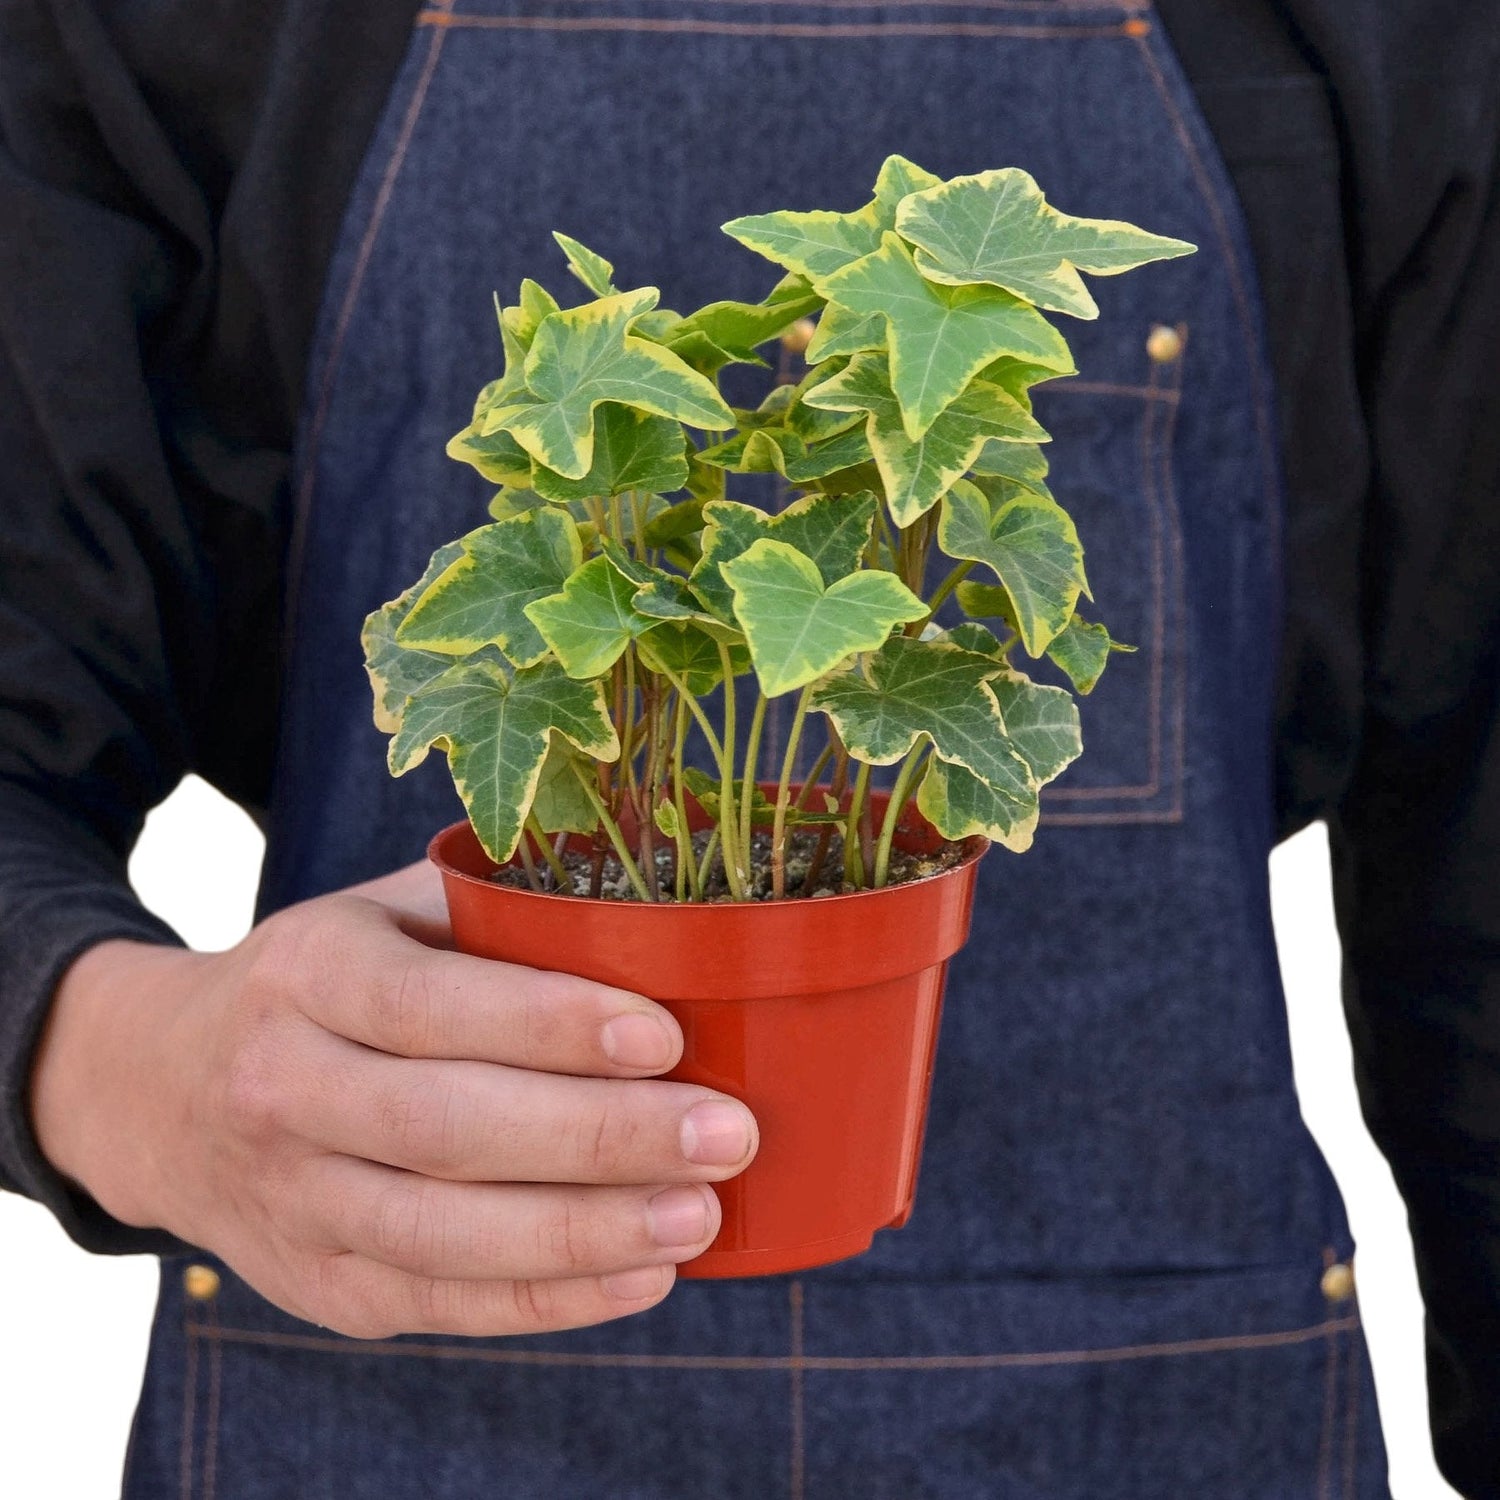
[
  {"x1": 310, "y1": 1251, "x2": 676, "y2": 1340},
  {"x1": 344, "y1": 860, "x2": 453, "y2": 948},
  {"x1": 296, "y1": 1154, "x2": 720, "y2": 1281},
  {"x1": 280, "y1": 1035, "x2": 757, "y2": 1186},
  {"x1": 294, "y1": 908, "x2": 682, "y2": 1077}
]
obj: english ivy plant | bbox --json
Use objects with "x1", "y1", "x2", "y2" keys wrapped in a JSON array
[{"x1": 365, "y1": 159, "x2": 1192, "y2": 901}]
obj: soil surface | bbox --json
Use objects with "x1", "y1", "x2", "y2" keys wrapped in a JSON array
[{"x1": 490, "y1": 826, "x2": 968, "y2": 902}]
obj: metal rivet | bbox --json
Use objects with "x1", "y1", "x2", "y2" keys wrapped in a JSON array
[
  {"x1": 1320, "y1": 1262, "x2": 1355, "y2": 1303},
  {"x1": 1146, "y1": 324, "x2": 1184, "y2": 363},
  {"x1": 781, "y1": 317, "x2": 817, "y2": 356},
  {"x1": 183, "y1": 1264, "x2": 222, "y2": 1302}
]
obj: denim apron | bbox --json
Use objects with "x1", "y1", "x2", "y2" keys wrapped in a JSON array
[{"x1": 125, "y1": 2, "x2": 1393, "y2": 1494}]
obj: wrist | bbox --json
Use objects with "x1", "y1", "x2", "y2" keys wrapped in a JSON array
[{"x1": 29, "y1": 937, "x2": 205, "y2": 1232}]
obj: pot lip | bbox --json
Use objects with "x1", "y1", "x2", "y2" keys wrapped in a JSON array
[{"x1": 428, "y1": 819, "x2": 990, "y2": 912}]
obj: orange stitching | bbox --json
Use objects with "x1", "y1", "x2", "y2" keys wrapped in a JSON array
[
  {"x1": 190, "y1": 1314, "x2": 1358, "y2": 1369},
  {"x1": 1052, "y1": 380, "x2": 1180, "y2": 402},
  {"x1": 790, "y1": 1281, "x2": 805, "y2": 1500},
  {"x1": 285, "y1": 0, "x2": 456, "y2": 651},
  {"x1": 179, "y1": 1298, "x2": 199, "y2": 1500},
  {"x1": 1316, "y1": 1318, "x2": 1338, "y2": 1500},
  {"x1": 1342, "y1": 1309, "x2": 1360, "y2": 1500},
  {"x1": 1130, "y1": 31, "x2": 1281, "y2": 566},
  {"x1": 417, "y1": 12, "x2": 1138, "y2": 38},
  {"x1": 203, "y1": 1299, "x2": 223, "y2": 1500},
  {"x1": 1043, "y1": 807, "x2": 1184, "y2": 825},
  {"x1": 1156, "y1": 328, "x2": 1189, "y2": 822}
]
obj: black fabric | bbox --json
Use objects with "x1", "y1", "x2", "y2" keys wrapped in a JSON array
[{"x1": 0, "y1": 0, "x2": 1496, "y2": 1488}]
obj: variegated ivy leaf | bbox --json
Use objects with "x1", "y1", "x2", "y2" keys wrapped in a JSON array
[
  {"x1": 680, "y1": 768, "x2": 842, "y2": 826},
  {"x1": 483, "y1": 289, "x2": 733, "y2": 479},
  {"x1": 803, "y1": 351, "x2": 1046, "y2": 526},
  {"x1": 721, "y1": 539, "x2": 925, "y2": 697},
  {"x1": 1045, "y1": 613, "x2": 1134, "y2": 694},
  {"x1": 818, "y1": 234, "x2": 1074, "y2": 439},
  {"x1": 447, "y1": 421, "x2": 535, "y2": 487},
  {"x1": 633, "y1": 574, "x2": 746, "y2": 642},
  {"x1": 784, "y1": 364, "x2": 865, "y2": 444},
  {"x1": 529, "y1": 402, "x2": 690, "y2": 503},
  {"x1": 523, "y1": 552, "x2": 656, "y2": 679},
  {"x1": 362, "y1": 541, "x2": 466, "y2": 734},
  {"x1": 395, "y1": 510, "x2": 582, "y2": 667},
  {"x1": 721, "y1": 152, "x2": 938, "y2": 286},
  {"x1": 636, "y1": 621, "x2": 750, "y2": 695},
  {"x1": 942, "y1": 619, "x2": 1016, "y2": 661},
  {"x1": 989, "y1": 671, "x2": 1081, "y2": 784},
  {"x1": 804, "y1": 301, "x2": 886, "y2": 364},
  {"x1": 494, "y1": 278, "x2": 562, "y2": 374},
  {"x1": 390, "y1": 654, "x2": 618, "y2": 864},
  {"x1": 531, "y1": 738, "x2": 598, "y2": 835},
  {"x1": 691, "y1": 491, "x2": 879, "y2": 621},
  {"x1": 487, "y1": 486, "x2": 548, "y2": 521},
  {"x1": 918, "y1": 756, "x2": 1039, "y2": 853},
  {"x1": 895, "y1": 168, "x2": 1196, "y2": 319},
  {"x1": 552, "y1": 232, "x2": 618, "y2": 297},
  {"x1": 969, "y1": 438, "x2": 1054, "y2": 499},
  {"x1": 938, "y1": 478, "x2": 1087, "y2": 656},
  {"x1": 662, "y1": 285, "x2": 824, "y2": 376},
  {"x1": 642, "y1": 496, "x2": 706, "y2": 547},
  {"x1": 809, "y1": 635, "x2": 1034, "y2": 800}
]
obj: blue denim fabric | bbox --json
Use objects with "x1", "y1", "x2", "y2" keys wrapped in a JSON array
[{"x1": 128, "y1": 2, "x2": 1392, "y2": 1493}]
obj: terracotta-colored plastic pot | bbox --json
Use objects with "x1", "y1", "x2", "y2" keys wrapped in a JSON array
[{"x1": 429, "y1": 789, "x2": 986, "y2": 1278}]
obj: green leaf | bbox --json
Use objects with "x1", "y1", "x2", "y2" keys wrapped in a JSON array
[
  {"x1": 486, "y1": 486, "x2": 548, "y2": 521},
  {"x1": 395, "y1": 511, "x2": 582, "y2": 667},
  {"x1": 523, "y1": 553, "x2": 656, "y2": 679},
  {"x1": 942, "y1": 620, "x2": 1015, "y2": 661},
  {"x1": 636, "y1": 620, "x2": 749, "y2": 695},
  {"x1": 938, "y1": 479, "x2": 1086, "y2": 655},
  {"x1": 819, "y1": 233, "x2": 1074, "y2": 438},
  {"x1": 872, "y1": 153, "x2": 943, "y2": 217},
  {"x1": 917, "y1": 757, "x2": 1039, "y2": 853},
  {"x1": 720, "y1": 539, "x2": 926, "y2": 697},
  {"x1": 804, "y1": 351, "x2": 1046, "y2": 526},
  {"x1": 642, "y1": 496, "x2": 706, "y2": 547},
  {"x1": 531, "y1": 739, "x2": 598, "y2": 835},
  {"x1": 722, "y1": 201, "x2": 885, "y2": 286},
  {"x1": 664, "y1": 287, "x2": 824, "y2": 373},
  {"x1": 896, "y1": 168, "x2": 1196, "y2": 319},
  {"x1": 969, "y1": 438, "x2": 1054, "y2": 499},
  {"x1": 529, "y1": 402, "x2": 690, "y2": 502},
  {"x1": 492, "y1": 279, "x2": 562, "y2": 374},
  {"x1": 804, "y1": 301, "x2": 886, "y2": 364},
  {"x1": 989, "y1": 671, "x2": 1081, "y2": 785},
  {"x1": 691, "y1": 491, "x2": 878, "y2": 621},
  {"x1": 389, "y1": 654, "x2": 618, "y2": 863},
  {"x1": 484, "y1": 289, "x2": 733, "y2": 478},
  {"x1": 654, "y1": 800, "x2": 681, "y2": 840},
  {"x1": 810, "y1": 635, "x2": 1031, "y2": 796},
  {"x1": 782, "y1": 426, "x2": 875, "y2": 485},
  {"x1": 680, "y1": 768, "x2": 842, "y2": 826},
  {"x1": 1045, "y1": 613, "x2": 1134, "y2": 694},
  {"x1": 446, "y1": 421, "x2": 536, "y2": 486},
  {"x1": 362, "y1": 541, "x2": 467, "y2": 733},
  {"x1": 552, "y1": 232, "x2": 618, "y2": 297}
]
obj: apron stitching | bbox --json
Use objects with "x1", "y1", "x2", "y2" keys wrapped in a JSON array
[
  {"x1": 1055, "y1": 380, "x2": 1179, "y2": 402},
  {"x1": 1341, "y1": 1305, "x2": 1361, "y2": 1499},
  {"x1": 186, "y1": 1314, "x2": 1358, "y2": 1368},
  {"x1": 1129, "y1": 24, "x2": 1281, "y2": 570},
  {"x1": 790, "y1": 1280, "x2": 806, "y2": 1500},
  {"x1": 179, "y1": 1299, "x2": 199, "y2": 1500},
  {"x1": 286, "y1": 0, "x2": 456, "y2": 653},
  {"x1": 1156, "y1": 324, "x2": 1189, "y2": 822},
  {"x1": 417, "y1": 13, "x2": 1140, "y2": 39},
  {"x1": 203, "y1": 1297, "x2": 223, "y2": 1500}
]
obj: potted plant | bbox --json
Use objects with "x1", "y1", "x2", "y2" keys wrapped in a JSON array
[{"x1": 363, "y1": 157, "x2": 1192, "y2": 1277}]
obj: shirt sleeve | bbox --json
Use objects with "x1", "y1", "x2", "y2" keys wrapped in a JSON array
[{"x1": 1320, "y1": 36, "x2": 1500, "y2": 1494}]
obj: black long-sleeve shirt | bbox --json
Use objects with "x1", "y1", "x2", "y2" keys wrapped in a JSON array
[{"x1": 1, "y1": 0, "x2": 1497, "y2": 1490}]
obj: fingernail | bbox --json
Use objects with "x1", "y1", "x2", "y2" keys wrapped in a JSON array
[
  {"x1": 647, "y1": 1185, "x2": 711, "y2": 1247},
  {"x1": 602, "y1": 1265, "x2": 669, "y2": 1300},
  {"x1": 680, "y1": 1101, "x2": 753, "y2": 1167},
  {"x1": 600, "y1": 1013, "x2": 676, "y2": 1071}
]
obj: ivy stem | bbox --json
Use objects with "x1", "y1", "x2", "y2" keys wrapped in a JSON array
[
  {"x1": 572, "y1": 763, "x2": 652, "y2": 902},
  {"x1": 526, "y1": 812, "x2": 571, "y2": 890},
  {"x1": 635, "y1": 665, "x2": 660, "y2": 902},
  {"x1": 873, "y1": 743, "x2": 929, "y2": 887},
  {"x1": 671, "y1": 693, "x2": 698, "y2": 901},
  {"x1": 803, "y1": 741, "x2": 849, "y2": 893},
  {"x1": 740, "y1": 692, "x2": 768, "y2": 860},
  {"x1": 695, "y1": 826, "x2": 722, "y2": 897},
  {"x1": 843, "y1": 760, "x2": 873, "y2": 889},
  {"x1": 770, "y1": 686, "x2": 814, "y2": 899},
  {"x1": 654, "y1": 665, "x2": 725, "y2": 764},
  {"x1": 791, "y1": 739, "x2": 835, "y2": 813},
  {"x1": 515, "y1": 830, "x2": 545, "y2": 893},
  {"x1": 715, "y1": 641, "x2": 748, "y2": 900},
  {"x1": 923, "y1": 559, "x2": 975, "y2": 622}
]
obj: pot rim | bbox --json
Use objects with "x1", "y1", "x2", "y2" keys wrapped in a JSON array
[{"x1": 428, "y1": 819, "x2": 989, "y2": 914}]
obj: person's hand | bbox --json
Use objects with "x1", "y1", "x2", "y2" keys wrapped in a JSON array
[{"x1": 29, "y1": 861, "x2": 757, "y2": 1338}]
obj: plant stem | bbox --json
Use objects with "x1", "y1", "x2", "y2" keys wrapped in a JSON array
[
  {"x1": 695, "y1": 826, "x2": 722, "y2": 896},
  {"x1": 740, "y1": 692, "x2": 768, "y2": 859},
  {"x1": 526, "y1": 813, "x2": 571, "y2": 890},
  {"x1": 715, "y1": 641, "x2": 748, "y2": 900},
  {"x1": 571, "y1": 763, "x2": 652, "y2": 902},
  {"x1": 924, "y1": 559, "x2": 975, "y2": 620},
  {"x1": 654, "y1": 665, "x2": 726, "y2": 764},
  {"x1": 671, "y1": 693, "x2": 697, "y2": 901},
  {"x1": 515, "y1": 830, "x2": 545, "y2": 893},
  {"x1": 843, "y1": 760, "x2": 873, "y2": 889},
  {"x1": 803, "y1": 744, "x2": 847, "y2": 893},
  {"x1": 873, "y1": 743, "x2": 929, "y2": 887},
  {"x1": 770, "y1": 686, "x2": 814, "y2": 899},
  {"x1": 791, "y1": 739, "x2": 835, "y2": 813}
]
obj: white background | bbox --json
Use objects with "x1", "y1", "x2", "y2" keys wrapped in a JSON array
[{"x1": 0, "y1": 776, "x2": 1462, "y2": 1498}]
